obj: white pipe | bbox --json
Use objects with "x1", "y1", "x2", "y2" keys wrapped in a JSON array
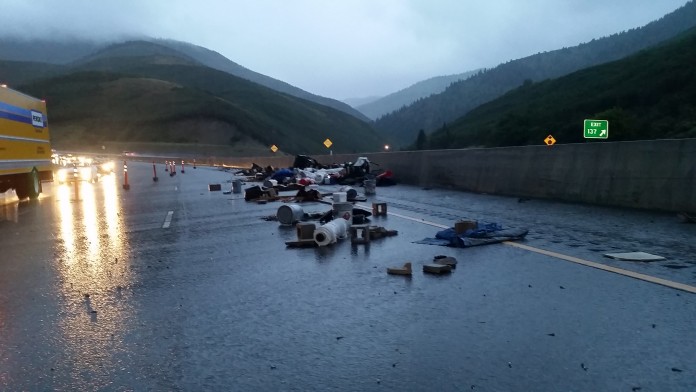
[{"x1": 314, "y1": 219, "x2": 349, "y2": 246}]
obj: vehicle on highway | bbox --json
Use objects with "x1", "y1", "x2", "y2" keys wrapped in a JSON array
[
  {"x1": 0, "y1": 85, "x2": 53, "y2": 199},
  {"x1": 54, "y1": 155, "x2": 102, "y2": 184},
  {"x1": 96, "y1": 159, "x2": 115, "y2": 175}
]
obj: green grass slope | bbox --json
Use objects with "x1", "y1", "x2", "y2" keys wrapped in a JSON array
[
  {"x1": 153, "y1": 39, "x2": 371, "y2": 122},
  {"x1": 426, "y1": 27, "x2": 696, "y2": 149},
  {"x1": 21, "y1": 64, "x2": 384, "y2": 154},
  {"x1": 0, "y1": 60, "x2": 65, "y2": 85}
]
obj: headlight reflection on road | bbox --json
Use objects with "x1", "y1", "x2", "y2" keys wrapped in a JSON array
[
  {"x1": 0, "y1": 201, "x2": 18, "y2": 223},
  {"x1": 102, "y1": 171, "x2": 122, "y2": 246},
  {"x1": 80, "y1": 182, "x2": 99, "y2": 264},
  {"x1": 55, "y1": 175, "x2": 132, "y2": 388},
  {"x1": 57, "y1": 184, "x2": 75, "y2": 264},
  {"x1": 56, "y1": 174, "x2": 127, "y2": 268}
]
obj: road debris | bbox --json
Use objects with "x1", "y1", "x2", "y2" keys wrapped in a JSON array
[
  {"x1": 423, "y1": 263, "x2": 452, "y2": 274},
  {"x1": 387, "y1": 262, "x2": 412, "y2": 276},
  {"x1": 433, "y1": 255, "x2": 457, "y2": 269},
  {"x1": 314, "y1": 219, "x2": 349, "y2": 246},
  {"x1": 416, "y1": 222, "x2": 528, "y2": 247}
]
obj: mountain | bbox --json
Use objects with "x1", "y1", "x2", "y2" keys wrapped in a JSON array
[
  {"x1": 375, "y1": 0, "x2": 696, "y2": 147},
  {"x1": 342, "y1": 95, "x2": 382, "y2": 108},
  {"x1": 72, "y1": 40, "x2": 200, "y2": 66},
  {"x1": 424, "y1": 26, "x2": 696, "y2": 149},
  {"x1": 15, "y1": 43, "x2": 383, "y2": 155},
  {"x1": 0, "y1": 37, "x2": 102, "y2": 64},
  {"x1": 0, "y1": 60, "x2": 65, "y2": 85},
  {"x1": 150, "y1": 39, "x2": 370, "y2": 121},
  {"x1": 0, "y1": 37, "x2": 369, "y2": 121},
  {"x1": 20, "y1": 68, "x2": 383, "y2": 154},
  {"x1": 356, "y1": 70, "x2": 480, "y2": 120}
]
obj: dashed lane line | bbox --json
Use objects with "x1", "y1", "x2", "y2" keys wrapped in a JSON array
[
  {"x1": 162, "y1": 210, "x2": 174, "y2": 229},
  {"x1": 357, "y1": 203, "x2": 696, "y2": 294}
]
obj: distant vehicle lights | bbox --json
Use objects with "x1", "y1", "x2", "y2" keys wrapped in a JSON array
[
  {"x1": 100, "y1": 161, "x2": 115, "y2": 173},
  {"x1": 79, "y1": 166, "x2": 95, "y2": 182}
]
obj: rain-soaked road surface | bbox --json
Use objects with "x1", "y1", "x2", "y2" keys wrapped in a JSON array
[{"x1": 1, "y1": 161, "x2": 695, "y2": 391}]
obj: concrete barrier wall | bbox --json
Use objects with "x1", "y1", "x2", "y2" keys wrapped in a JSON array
[{"x1": 212, "y1": 139, "x2": 696, "y2": 212}]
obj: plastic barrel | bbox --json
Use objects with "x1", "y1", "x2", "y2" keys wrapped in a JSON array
[
  {"x1": 232, "y1": 179, "x2": 243, "y2": 194},
  {"x1": 333, "y1": 202, "x2": 353, "y2": 226},
  {"x1": 277, "y1": 204, "x2": 304, "y2": 225},
  {"x1": 339, "y1": 186, "x2": 358, "y2": 200},
  {"x1": 263, "y1": 178, "x2": 278, "y2": 188},
  {"x1": 364, "y1": 179, "x2": 376, "y2": 195}
]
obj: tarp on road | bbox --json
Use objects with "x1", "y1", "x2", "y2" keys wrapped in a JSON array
[{"x1": 415, "y1": 223, "x2": 528, "y2": 248}]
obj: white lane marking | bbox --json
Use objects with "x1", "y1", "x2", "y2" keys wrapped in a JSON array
[
  {"x1": 504, "y1": 242, "x2": 696, "y2": 294},
  {"x1": 357, "y1": 203, "x2": 696, "y2": 294},
  {"x1": 355, "y1": 203, "x2": 448, "y2": 229},
  {"x1": 162, "y1": 210, "x2": 174, "y2": 229}
]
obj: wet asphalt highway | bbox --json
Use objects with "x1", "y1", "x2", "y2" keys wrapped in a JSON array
[{"x1": 0, "y1": 161, "x2": 695, "y2": 391}]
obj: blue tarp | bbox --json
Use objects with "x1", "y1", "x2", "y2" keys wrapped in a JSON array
[
  {"x1": 271, "y1": 168, "x2": 294, "y2": 181},
  {"x1": 416, "y1": 223, "x2": 528, "y2": 248}
]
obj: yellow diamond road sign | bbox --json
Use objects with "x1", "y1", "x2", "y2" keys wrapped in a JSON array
[
  {"x1": 544, "y1": 135, "x2": 556, "y2": 146},
  {"x1": 270, "y1": 144, "x2": 278, "y2": 153},
  {"x1": 323, "y1": 138, "x2": 333, "y2": 148}
]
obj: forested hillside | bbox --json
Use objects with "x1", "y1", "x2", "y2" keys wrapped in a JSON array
[
  {"x1": 5, "y1": 41, "x2": 384, "y2": 154},
  {"x1": 356, "y1": 69, "x2": 479, "y2": 120},
  {"x1": 375, "y1": 1, "x2": 696, "y2": 147},
  {"x1": 423, "y1": 27, "x2": 696, "y2": 149}
]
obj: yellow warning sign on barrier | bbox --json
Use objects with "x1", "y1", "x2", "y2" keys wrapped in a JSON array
[
  {"x1": 270, "y1": 145, "x2": 278, "y2": 153},
  {"x1": 544, "y1": 135, "x2": 556, "y2": 146},
  {"x1": 323, "y1": 138, "x2": 333, "y2": 148}
]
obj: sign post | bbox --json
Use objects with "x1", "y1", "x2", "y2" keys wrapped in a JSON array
[
  {"x1": 323, "y1": 138, "x2": 333, "y2": 157},
  {"x1": 584, "y1": 119, "x2": 609, "y2": 139}
]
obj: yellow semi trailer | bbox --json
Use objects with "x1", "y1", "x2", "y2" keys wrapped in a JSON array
[{"x1": 0, "y1": 85, "x2": 53, "y2": 199}]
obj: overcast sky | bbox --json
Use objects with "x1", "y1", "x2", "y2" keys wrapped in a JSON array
[{"x1": 0, "y1": 0, "x2": 689, "y2": 99}]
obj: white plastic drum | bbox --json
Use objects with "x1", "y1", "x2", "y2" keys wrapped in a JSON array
[
  {"x1": 277, "y1": 204, "x2": 304, "y2": 225},
  {"x1": 332, "y1": 202, "x2": 353, "y2": 226}
]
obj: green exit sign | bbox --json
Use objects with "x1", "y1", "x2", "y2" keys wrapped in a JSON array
[{"x1": 584, "y1": 119, "x2": 609, "y2": 139}]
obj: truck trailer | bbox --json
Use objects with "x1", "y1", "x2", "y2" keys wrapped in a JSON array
[{"x1": 0, "y1": 85, "x2": 53, "y2": 199}]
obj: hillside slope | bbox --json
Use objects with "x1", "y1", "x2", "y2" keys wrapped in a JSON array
[
  {"x1": 356, "y1": 69, "x2": 480, "y2": 120},
  {"x1": 375, "y1": 0, "x2": 696, "y2": 147},
  {"x1": 0, "y1": 60, "x2": 65, "y2": 85},
  {"x1": 151, "y1": 39, "x2": 371, "y2": 121},
  {"x1": 0, "y1": 37, "x2": 370, "y2": 121},
  {"x1": 20, "y1": 62, "x2": 384, "y2": 154},
  {"x1": 426, "y1": 27, "x2": 696, "y2": 149},
  {"x1": 0, "y1": 38, "x2": 102, "y2": 64}
]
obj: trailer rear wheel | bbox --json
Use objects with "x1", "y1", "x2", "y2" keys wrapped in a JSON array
[{"x1": 16, "y1": 168, "x2": 41, "y2": 200}]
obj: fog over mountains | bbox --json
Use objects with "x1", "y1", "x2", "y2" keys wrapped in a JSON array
[
  {"x1": 355, "y1": 69, "x2": 481, "y2": 120},
  {"x1": 0, "y1": 39, "x2": 383, "y2": 154},
  {"x1": 1, "y1": 1, "x2": 693, "y2": 153}
]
